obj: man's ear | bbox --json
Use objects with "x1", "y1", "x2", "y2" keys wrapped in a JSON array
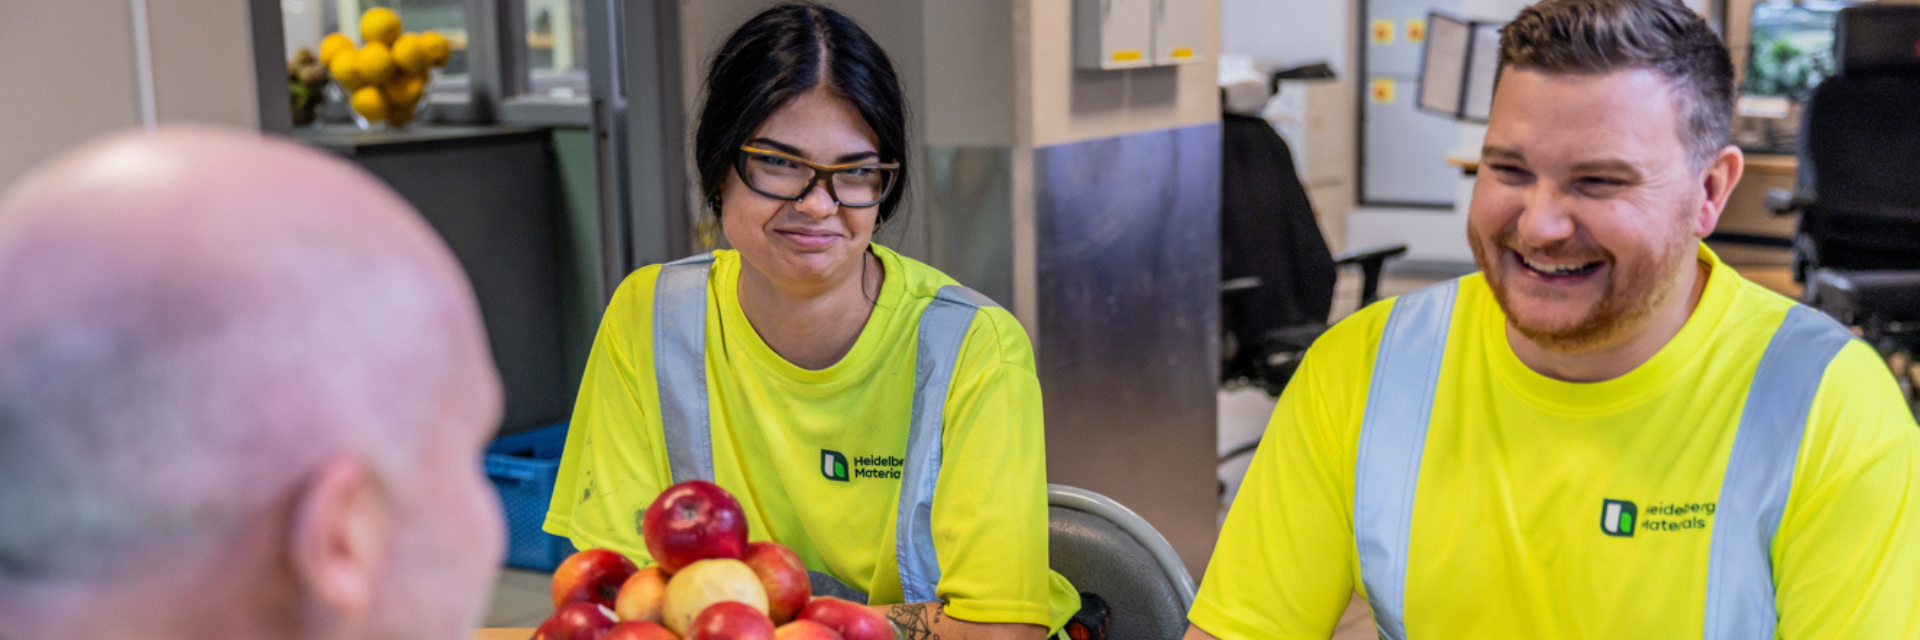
[
  {"x1": 1694, "y1": 145, "x2": 1745, "y2": 238},
  {"x1": 288, "y1": 457, "x2": 392, "y2": 619}
]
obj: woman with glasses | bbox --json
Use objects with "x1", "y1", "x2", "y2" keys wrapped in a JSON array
[{"x1": 543, "y1": 4, "x2": 1078, "y2": 640}]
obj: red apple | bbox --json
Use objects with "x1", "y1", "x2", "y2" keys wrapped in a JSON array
[
  {"x1": 688, "y1": 601, "x2": 777, "y2": 640},
  {"x1": 741, "y1": 542, "x2": 811, "y2": 624},
  {"x1": 796, "y1": 598, "x2": 891, "y2": 640},
  {"x1": 774, "y1": 620, "x2": 844, "y2": 640},
  {"x1": 615, "y1": 566, "x2": 672, "y2": 624},
  {"x1": 663, "y1": 559, "x2": 770, "y2": 635},
  {"x1": 603, "y1": 621, "x2": 680, "y2": 640},
  {"x1": 643, "y1": 480, "x2": 749, "y2": 573},
  {"x1": 553, "y1": 548, "x2": 641, "y2": 610},
  {"x1": 537, "y1": 602, "x2": 620, "y2": 640}
]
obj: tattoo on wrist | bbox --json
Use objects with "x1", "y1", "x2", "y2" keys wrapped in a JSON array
[{"x1": 886, "y1": 603, "x2": 943, "y2": 640}]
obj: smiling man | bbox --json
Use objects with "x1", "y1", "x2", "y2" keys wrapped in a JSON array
[{"x1": 1184, "y1": 1, "x2": 1920, "y2": 638}]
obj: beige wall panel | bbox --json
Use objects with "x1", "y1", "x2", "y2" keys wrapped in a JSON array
[
  {"x1": 1309, "y1": 181, "x2": 1350, "y2": 253},
  {"x1": 922, "y1": 0, "x2": 1017, "y2": 146},
  {"x1": 0, "y1": 0, "x2": 143, "y2": 188},
  {"x1": 1301, "y1": 79, "x2": 1354, "y2": 188},
  {"x1": 1025, "y1": 0, "x2": 1220, "y2": 147},
  {"x1": 679, "y1": 2, "x2": 770, "y2": 141},
  {"x1": 145, "y1": 0, "x2": 260, "y2": 127},
  {"x1": 679, "y1": 1, "x2": 929, "y2": 138}
]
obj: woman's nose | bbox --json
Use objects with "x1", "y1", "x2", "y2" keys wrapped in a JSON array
[{"x1": 793, "y1": 179, "x2": 838, "y2": 218}]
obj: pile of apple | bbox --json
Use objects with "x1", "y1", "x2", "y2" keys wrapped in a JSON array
[{"x1": 536, "y1": 480, "x2": 894, "y2": 640}]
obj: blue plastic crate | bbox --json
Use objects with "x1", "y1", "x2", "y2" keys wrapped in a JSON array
[{"x1": 485, "y1": 423, "x2": 578, "y2": 571}]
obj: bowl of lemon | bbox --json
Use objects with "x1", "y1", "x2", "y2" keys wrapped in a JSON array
[{"x1": 320, "y1": 8, "x2": 451, "y2": 130}]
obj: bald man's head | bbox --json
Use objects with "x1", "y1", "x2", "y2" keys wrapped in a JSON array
[{"x1": 0, "y1": 127, "x2": 505, "y2": 640}]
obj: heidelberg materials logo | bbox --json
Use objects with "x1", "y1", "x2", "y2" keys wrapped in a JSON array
[
  {"x1": 1601, "y1": 499, "x2": 1637, "y2": 537},
  {"x1": 821, "y1": 450, "x2": 849, "y2": 482},
  {"x1": 820, "y1": 449, "x2": 903, "y2": 482},
  {"x1": 1602, "y1": 498, "x2": 1716, "y2": 537}
]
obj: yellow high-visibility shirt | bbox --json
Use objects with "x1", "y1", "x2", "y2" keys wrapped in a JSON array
[
  {"x1": 545, "y1": 244, "x2": 1077, "y2": 631},
  {"x1": 1190, "y1": 246, "x2": 1920, "y2": 639}
]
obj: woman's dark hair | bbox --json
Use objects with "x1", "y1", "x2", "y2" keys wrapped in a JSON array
[{"x1": 694, "y1": 3, "x2": 910, "y2": 222}]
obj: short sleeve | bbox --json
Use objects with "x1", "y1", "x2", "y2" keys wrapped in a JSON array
[
  {"x1": 1773, "y1": 340, "x2": 1920, "y2": 639},
  {"x1": 543, "y1": 266, "x2": 672, "y2": 565},
  {"x1": 1187, "y1": 304, "x2": 1386, "y2": 640},
  {"x1": 927, "y1": 308, "x2": 1070, "y2": 629}
]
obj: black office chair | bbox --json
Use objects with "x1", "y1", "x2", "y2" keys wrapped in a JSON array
[
  {"x1": 1047, "y1": 485, "x2": 1195, "y2": 640},
  {"x1": 1220, "y1": 109, "x2": 1405, "y2": 398},
  {"x1": 1767, "y1": 5, "x2": 1920, "y2": 355}
]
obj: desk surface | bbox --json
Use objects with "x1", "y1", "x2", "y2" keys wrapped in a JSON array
[
  {"x1": 477, "y1": 629, "x2": 532, "y2": 640},
  {"x1": 1744, "y1": 153, "x2": 1796, "y2": 176}
]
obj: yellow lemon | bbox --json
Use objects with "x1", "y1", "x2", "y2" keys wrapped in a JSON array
[
  {"x1": 356, "y1": 41, "x2": 395, "y2": 85},
  {"x1": 419, "y1": 31, "x2": 450, "y2": 67},
  {"x1": 328, "y1": 47, "x2": 365, "y2": 89},
  {"x1": 360, "y1": 7, "x2": 403, "y2": 46},
  {"x1": 383, "y1": 73, "x2": 425, "y2": 107},
  {"x1": 318, "y1": 32, "x2": 354, "y2": 66},
  {"x1": 351, "y1": 86, "x2": 389, "y2": 121},
  {"x1": 390, "y1": 33, "x2": 431, "y2": 75}
]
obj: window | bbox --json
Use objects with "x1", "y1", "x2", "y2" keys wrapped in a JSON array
[
  {"x1": 524, "y1": 0, "x2": 588, "y2": 99},
  {"x1": 282, "y1": 0, "x2": 470, "y2": 105},
  {"x1": 280, "y1": 0, "x2": 589, "y2": 125}
]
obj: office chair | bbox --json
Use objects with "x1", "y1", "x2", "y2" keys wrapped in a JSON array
[
  {"x1": 1766, "y1": 5, "x2": 1920, "y2": 357},
  {"x1": 1047, "y1": 485, "x2": 1195, "y2": 640},
  {"x1": 1220, "y1": 108, "x2": 1405, "y2": 398}
]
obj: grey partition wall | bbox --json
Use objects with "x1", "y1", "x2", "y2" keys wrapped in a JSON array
[
  {"x1": 926, "y1": 146, "x2": 1018, "y2": 308},
  {"x1": 299, "y1": 127, "x2": 570, "y2": 436},
  {"x1": 1034, "y1": 122, "x2": 1222, "y2": 577}
]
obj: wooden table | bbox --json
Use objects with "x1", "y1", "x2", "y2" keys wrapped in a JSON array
[
  {"x1": 476, "y1": 629, "x2": 533, "y2": 640},
  {"x1": 1444, "y1": 154, "x2": 1480, "y2": 173},
  {"x1": 1743, "y1": 153, "x2": 1796, "y2": 177}
]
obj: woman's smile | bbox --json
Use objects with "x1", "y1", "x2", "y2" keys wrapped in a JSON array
[{"x1": 771, "y1": 225, "x2": 845, "y2": 251}]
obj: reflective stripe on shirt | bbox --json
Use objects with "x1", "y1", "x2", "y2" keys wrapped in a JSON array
[
  {"x1": 1703, "y1": 304, "x2": 1853, "y2": 640},
  {"x1": 1354, "y1": 280, "x2": 1457, "y2": 640},
  {"x1": 655, "y1": 253, "x2": 717, "y2": 484}
]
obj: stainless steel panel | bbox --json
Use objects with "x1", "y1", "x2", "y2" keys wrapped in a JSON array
[
  {"x1": 925, "y1": 146, "x2": 1016, "y2": 306},
  {"x1": 1034, "y1": 123, "x2": 1222, "y2": 580}
]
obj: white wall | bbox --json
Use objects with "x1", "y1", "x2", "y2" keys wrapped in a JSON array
[
  {"x1": 1, "y1": 0, "x2": 142, "y2": 188},
  {"x1": 1219, "y1": 0, "x2": 1348, "y2": 71}
]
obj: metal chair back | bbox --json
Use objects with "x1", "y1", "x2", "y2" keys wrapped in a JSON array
[{"x1": 1048, "y1": 485, "x2": 1196, "y2": 640}]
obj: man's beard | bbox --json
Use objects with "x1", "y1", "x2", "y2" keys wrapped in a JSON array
[{"x1": 1472, "y1": 218, "x2": 1694, "y2": 355}]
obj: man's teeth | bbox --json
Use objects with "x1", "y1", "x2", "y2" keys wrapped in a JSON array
[{"x1": 1522, "y1": 256, "x2": 1599, "y2": 275}]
